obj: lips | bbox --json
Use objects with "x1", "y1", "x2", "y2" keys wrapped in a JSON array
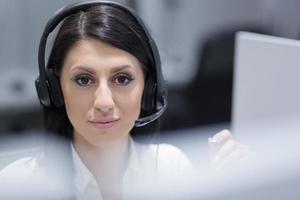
[{"x1": 88, "y1": 118, "x2": 120, "y2": 129}]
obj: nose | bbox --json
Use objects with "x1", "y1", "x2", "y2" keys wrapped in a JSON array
[{"x1": 93, "y1": 82, "x2": 114, "y2": 113}]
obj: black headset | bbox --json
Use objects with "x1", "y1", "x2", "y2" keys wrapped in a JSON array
[{"x1": 35, "y1": 0, "x2": 167, "y2": 127}]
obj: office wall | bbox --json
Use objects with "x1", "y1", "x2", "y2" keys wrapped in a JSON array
[
  {"x1": 136, "y1": 0, "x2": 266, "y2": 87},
  {"x1": 0, "y1": 0, "x2": 128, "y2": 133},
  {"x1": 1, "y1": 0, "x2": 299, "y2": 133},
  {"x1": 0, "y1": 0, "x2": 128, "y2": 111}
]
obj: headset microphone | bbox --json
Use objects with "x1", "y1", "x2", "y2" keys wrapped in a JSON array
[{"x1": 135, "y1": 98, "x2": 167, "y2": 127}]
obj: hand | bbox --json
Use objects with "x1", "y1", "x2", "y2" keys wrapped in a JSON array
[{"x1": 208, "y1": 129, "x2": 250, "y2": 171}]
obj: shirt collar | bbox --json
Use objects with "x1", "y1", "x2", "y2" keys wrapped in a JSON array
[
  {"x1": 125, "y1": 137, "x2": 140, "y2": 174},
  {"x1": 70, "y1": 137, "x2": 155, "y2": 195},
  {"x1": 71, "y1": 143, "x2": 94, "y2": 194},
  {"x1": 70, "y1": 137, "x2": 140, "y2": 191},
  {"x1": 125, "y1": 137, "x2": 158, "y2": 178}
]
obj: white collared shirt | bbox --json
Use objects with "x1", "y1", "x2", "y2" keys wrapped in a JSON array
[
  {"x1": 72, "y1": 137, "x2": 197, "y2": 199},
  {"x1": 0, "y1": 137, "x2": 197, "y2": 199}
]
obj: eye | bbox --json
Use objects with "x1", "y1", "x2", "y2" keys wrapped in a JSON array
[
  {"x1": 114, "y1": 74, "x2": 134, "y2": 85},
  {"x1": 72, "y1": 74, "x2": 94, "y2": 87}
]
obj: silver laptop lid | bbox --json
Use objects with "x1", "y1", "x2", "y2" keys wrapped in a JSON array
[{"x1": 232, "y1": 32, "x2": 300, "y2": 140}]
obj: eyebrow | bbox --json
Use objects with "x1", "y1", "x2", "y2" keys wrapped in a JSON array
[
  {"x1": 70, "y1": 64, "x2": 133, "y2": 74},
  {"x1": 70, "y1": 65, "x2": 95, "y2": 74},
  {"x1": 111, "y1": 65, "x2": 132, "y2": 73}
]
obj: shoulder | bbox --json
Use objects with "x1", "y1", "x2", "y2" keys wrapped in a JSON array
[
  {"x1": 133, "y1": 141, "x2": 194, "y2": 169},
  {"x1": 153, "y1": 143, "x2": 199, "y2": 188},
  {"x1": 0, "y1": 155, "x2": 72, "y2": 198},
  {"x1": 156, "y1": 143, "x2": 195, "y2": 171},
  {"x1": 0, "y1": 156, "x2": 43, "y2": 198},
  {"x1": 157, "y1": 143, "x2": 189, "y2": 160},
  {"x1": 0, "y1": 157, "x2": 40, "y2": 182}
]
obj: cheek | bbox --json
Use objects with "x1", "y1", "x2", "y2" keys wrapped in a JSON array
[
  {"x1": 61, "y1": 83, "x2": 91, "y2": 124},
  {"x1": 125, "y1": 93, "x2": 142, "y2": 115},
  {"x1": 117, "y1": 83, "x2": 144, "y2": 120}
]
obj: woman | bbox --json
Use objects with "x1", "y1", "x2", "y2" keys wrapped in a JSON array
[{"x1": 0, "y1": 1, "x2": 247, "y2": 199}]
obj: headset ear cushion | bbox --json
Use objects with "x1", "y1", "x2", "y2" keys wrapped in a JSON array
[
  {"x1": 35, "y1": 76, "x2": 51, "y2": 107},
  {"x1": 142, "y1": 76, "x2": 157, "y2": 112},
  {"x1": 46, "y1": 68, "x2": 64, "y2": 107}
]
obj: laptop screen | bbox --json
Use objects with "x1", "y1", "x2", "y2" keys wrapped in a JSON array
[{"x1": 232, "y1": 32, "x2": 300, "y2": 139}]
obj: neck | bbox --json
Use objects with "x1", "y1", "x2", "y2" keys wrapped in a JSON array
[{"x1": 73, "y1": 134, "x2": 130, "y2": 180}]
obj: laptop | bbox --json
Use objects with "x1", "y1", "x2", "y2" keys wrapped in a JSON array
[
  {"x1": 212, "y1": 32, "x2": 300, "y2": 200},
  {"x1": 231, "y1": 32, "x2": 300, "y2": 141}
]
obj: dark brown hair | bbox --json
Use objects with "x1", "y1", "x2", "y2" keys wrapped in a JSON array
[{"x1": 44, "y1": 4, "x2": 160, "y2": 143}]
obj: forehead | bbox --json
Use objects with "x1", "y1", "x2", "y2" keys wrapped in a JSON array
[{"x1": 63, "y1": 38, "x2": 143, "y2": 72}]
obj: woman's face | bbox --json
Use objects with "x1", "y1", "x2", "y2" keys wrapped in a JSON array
[{"x1": 60, "y1": 38, "x2": 145, "y2": 148}]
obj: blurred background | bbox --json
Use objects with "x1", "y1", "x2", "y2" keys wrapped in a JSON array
[{"x1": 1, "y1": 0, "x2": 300, "y2": 157}]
